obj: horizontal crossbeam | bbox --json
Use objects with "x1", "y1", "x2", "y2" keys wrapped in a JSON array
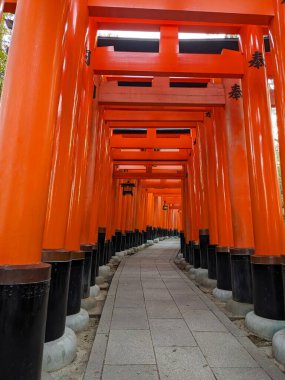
[
  {"x1": 113, "y1": 172, "x2": 185, "y2": 179},
  {"x1": 88, "y1": 0, "x2": 274, "y2": 25},
  {"x1": 108, "y1": 121, "x2": 197, "y2": 129},
  {"x1": 141, "y1": 180, "x2": 182, "y2": 188},
  {"x1": 94, "y1": 48, "x2": 244, "y2": 78},
  {"x1": 110, "y1": 135, "x2": 192, "y2": 149},
  {"x1": 99, "y1": 82, "x2": 225, "y2": 106},
  {"x1": 112, "y1": 150, "x2": 189, "y2": 161},
  {"x1": 104, "y1": 110, "x2": 204, "y2": 122}
]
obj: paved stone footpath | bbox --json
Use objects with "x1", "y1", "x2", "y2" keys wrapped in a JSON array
[{"x1": 84, "y1": 240, "x2": 285, "y2": 380}]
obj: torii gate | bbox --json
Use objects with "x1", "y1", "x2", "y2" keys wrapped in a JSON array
[{"x1": 0, "y1": 0, "x2": 285, "y2": 379}]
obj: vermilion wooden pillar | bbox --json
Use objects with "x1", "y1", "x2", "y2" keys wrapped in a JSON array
[
  {"x1": 223, "y1": 78, "x2": 255, "y2": 306},
  {"x1": 223, "y1": 79, "x2": 254, "y2": 249},
  {"x1": 43, "y1": 1, "x2": 91, "y2": 250},
  {"x1": 240, "y1": 26, "x2": 285, "y2": 321},
  {"x1": 189, "y1": 150, "x2": 202, "y2": 268},
  {"x1": 196, "y1": 123, "x2": 209, "y2": 230},
  {"x1": 81, "y1": 74, "x2": 100, "y2": 244},
  {"x1": 120, "y1": 187, "x2": 128, "y2": 232},
  {"x1": 204, "y1": 114, "x2": 219, "y2": 279},
  {"x1": 103, "y1": 157, "x2": 114, "y2": 240},
  {"x1": 88, "y1": 112, "x2": 104, "y2": 242},
  {"x1": 192, "y1": 143, "x2": 201, "y2": 238},
  {"x1": 134, "y1": 180, "x2": 142, "y2": 231},
  {"x1": 212, "y1": 107, "x2": 233, "y2": 247},
  {"x1": 96, "y1": 121, "x2": 112, "y2": 235},
  {"x1": 181, "y1": 179, "x2": 190, "y2": 258},
  {"x1": 269, "y1": 1, "x2": 285, "y2": 203},
  {"x1": 204, "y1": 115, "x2": 219, "y2": 246},
  {"x1": 147, "y1": 192, "x2": 154, "y2": 227},
  {"x1": 212, "y1": 107, "x2": 233, "y2": 294},
  {"x1": 115, "y1": 180, "x2": 124, "y2": 231},
  {"x1": 197, "y1": 122, "x2": 210, "y2": 268},
  {"x1": 65, "y1": 11, "x2": 94, "y2": 252},
  {"x1": 0, "y1": 1, "x2": 68, "y2": 264},
  {"x1": 239, "y1": 26, "x2": 284, "y2": 255},
  {"x1": 0, "y1": 1, "x2": 69, "y2": 377},
  {"x1": 187, "y1": 158, "x2": 198, "y2": 243},
  {"x1": 183, "y1": 178, "x2": 191, "y2": 244}
]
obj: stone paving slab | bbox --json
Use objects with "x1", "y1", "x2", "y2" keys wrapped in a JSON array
[
  {"x1": 183, "y1": 309, "x2": 228, "y2": 332},
  {"x1": 102, "y1": 365, "x2": 159, "y2": 380},
  {"x1": 149, "y1": 318, "x2": 196, "y2": 347},
  {"x1": 114, "y1": 293, "x2": 145, "y2": 309},
  {"x1": 212, "y1": 367, "x2": 272, "y2": 380},
  {"x1": 111, "y1": 307, "x2": 148, "y2": 330},
  {"x1": 145, "y1": 299, "x2": 182, "y2": 319},
  {"x1": 84, "y1": 240, "x2": 285, "y2": 380},
  {"x1": 143, "y1": 288, "x2": 173, "y2": 301},
  {"x1": 141, "y1": 279, "x2": 166, "y2": 289},
  {"x1": 155, "y1": 346, "x2": 216, "y2": 380},
  {"x1": 105, "y1": 330, "x2": 156, "y2": 365},
  {"x1": 194, "y1": 331, "x2": 258, "y2": 367}
]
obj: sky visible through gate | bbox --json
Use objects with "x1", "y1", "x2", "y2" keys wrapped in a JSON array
[{"x1": 98, "y1": 31, "x2": 230, "y2": 39}]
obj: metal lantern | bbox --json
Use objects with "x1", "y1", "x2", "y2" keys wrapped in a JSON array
[
  {"x1": 121, "y1": 181, "x2": 135, "y2": 196},
  {"x1": 162, "y1": 201, "x2": 168, "y2": 211}
]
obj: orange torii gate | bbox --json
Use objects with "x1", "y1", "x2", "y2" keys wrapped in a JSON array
[{"x1": 0, "y1": 0, "x2": 285, "y2": 378}]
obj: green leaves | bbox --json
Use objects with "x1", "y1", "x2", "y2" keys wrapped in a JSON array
[{"x1": 0, "y1": 14, "x2": 12, "y2": 96}]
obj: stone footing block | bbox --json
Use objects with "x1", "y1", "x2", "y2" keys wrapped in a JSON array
[
  {"x1": 81, "y1": 296, "x2": 97, "y2": 311},
  {"x1": 66, "y1": 308, "x2": 89, "y2": 333},
  {"x1": 273, "y1": 329, "x2": 285, "y2": 367},
  {"x1": 245, "y1": 311, "x2": 285, "y2": 341},
  {"x1": 90, "y1": 284, "x2": 100, "y2": 298},
  {"x1": 213, "y1": 288, "x2": 232, "y2": 303},
  {"x1": 226, "y1": 299, "x2": 253, "y2": 318},
  {"x1": 42, "y1": 327, "x2": 77, "y2": 372},
  {"x1": 99, "y1": 265, "x2": 111, "y2": 279}
]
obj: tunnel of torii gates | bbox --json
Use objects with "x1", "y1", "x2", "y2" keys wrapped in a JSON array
[{"x1": 0, "y1": 0, "x2": 285, "y2": 378}]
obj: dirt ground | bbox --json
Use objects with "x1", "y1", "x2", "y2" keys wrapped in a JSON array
[{"x1": 50, "y1": 317, "x2": 99, "y2": 380}]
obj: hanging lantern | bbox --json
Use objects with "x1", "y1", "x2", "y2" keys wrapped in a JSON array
[
  {"x1": 162, "y1": 201, "x2": 168, "y2": 211},
  {"x1": 121, "y1": 181, "x2": 135, "y2": 196}
]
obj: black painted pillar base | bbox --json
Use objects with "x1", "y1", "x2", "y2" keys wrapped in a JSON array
[
  {"x1": 67, "y1": 251, "x2": 85, "y2": 316},
  {"x1": 0, "y1": 263, "x2": 51, "y2": 380},
  {"x1": 103, "y1": 240, "x2": 110, "y2": 265},
  {"x1": 80, "y1": 244, "x2": 93, "y2": 299},
  {"x1": 135, "y1": 229, "x2": 139, "y2": 247},
  {"x1": 216, "y1": 247, "x2": 232, "y2": 291},
  {"x1": 115, "y1": 230, "x2": 122, "y2": 252},
  {"x1": 180, "y1": 231, "x2": 185, "y2": 257},
  {"x1": 252, "y1": 255, "x2": 284, "y2": 320},
  {"x1": 185, "y1": 243, "x2": 190, "y2": 263},
  {"x1": 146, "y1": 225, "x2": 152, "y2": 240},
  {"x1": 208, "y1": 245, "x2": 217, "y2": 280},
  {"x1": 121, "y1": 234, "x2": 126, "y2": 251},
  {"x1": 199, "y1": 229, "x2": 209, "y2": 269},
  {"x1": 97, "y1": 227, "x2": 106, "y2": 267},
  {"x1": 125, "y1": 231, "x2": 130, "y2": 249},
  {"x1": 193, "y1": 242, "x2": 201, "y2": 269},
  {"x1": 110, "y1": 238, "x2": 116, "y2": 259},
  {"x1": 188, "y1": 241, "x2": 194, "y2": 265},
  {"x1": 230, "y1": 248, "x2": 254, "y2": 304},
  {"x1": 91, "y1": 243, "x2": 98, "y2": 281},
  {"x1": 42, "y1": 250, "x2": 71, "y2": 343}
]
